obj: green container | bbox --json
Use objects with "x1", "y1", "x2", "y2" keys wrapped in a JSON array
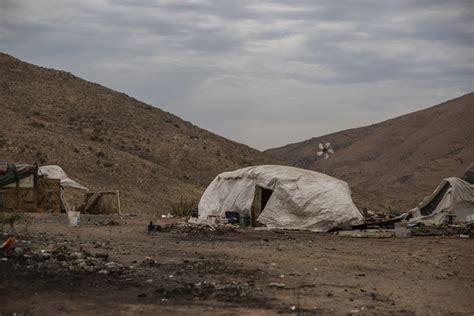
[{"x1": 240, "y1": 214, "x2": 251, "y2": 227}]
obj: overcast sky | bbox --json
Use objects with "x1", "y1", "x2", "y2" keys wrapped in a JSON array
[{"x1": 1, "y1": 0, "x2": 473, "y2": 149}]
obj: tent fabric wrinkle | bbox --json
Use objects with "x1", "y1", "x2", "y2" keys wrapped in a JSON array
[{"x1": 197, "y1": 165, "x2": 363, "y2": 232}]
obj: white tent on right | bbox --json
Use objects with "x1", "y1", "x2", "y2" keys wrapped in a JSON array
[{"x1": 409, "y1": 177, "x2": 474, "y2": 226}]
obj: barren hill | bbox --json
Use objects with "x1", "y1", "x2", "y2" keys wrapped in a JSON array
[
  {"x1": 266, "y1": 93, "x2": 474, "y2": 210},
  {"x1": 0, "y1": 52, "x2": 279, "y2": 213}
]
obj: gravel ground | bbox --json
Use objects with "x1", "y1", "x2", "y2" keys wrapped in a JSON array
[{"x1": 1, "y1": 213, "x2": 473, "y2": 315}]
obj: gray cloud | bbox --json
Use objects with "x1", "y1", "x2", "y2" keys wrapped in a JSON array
[{"x1": 0, "y1": 0, "x2": 472, "y2": 149}]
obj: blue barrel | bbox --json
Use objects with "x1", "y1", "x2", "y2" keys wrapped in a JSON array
[{"x1": 225, "y1": 211, "x2": 240, "y2": 224}]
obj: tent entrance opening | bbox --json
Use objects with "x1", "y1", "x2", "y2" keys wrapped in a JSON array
[
  {"x1": 420, "y1": 182, "x2": 451, "y2": 216},
  {"x1": 261, "y1": 187, "x2": 273, "y2": 210},
  {"x1": 251, "y1": 186, "x2": 273, "y2": 226}
]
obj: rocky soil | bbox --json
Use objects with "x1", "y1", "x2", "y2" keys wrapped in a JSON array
[{"x1": 1, "y1": 213, "x2": 473, "y2": 315}]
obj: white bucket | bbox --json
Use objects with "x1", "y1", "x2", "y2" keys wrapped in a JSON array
[{"x1": 67, "y1": 211, "x2": 81, "y2": 227}]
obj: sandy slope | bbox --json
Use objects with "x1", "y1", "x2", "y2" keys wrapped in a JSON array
[
  {"x1": 0, "y1": 52, "x2": 279, "y2": 213},
  {"x1": 266, "y1": 93, "x2": 474, "y2": 210}
]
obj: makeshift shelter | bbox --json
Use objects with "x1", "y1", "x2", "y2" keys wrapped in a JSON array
[
  {"x1": 196, "y1": 165, "x2": 363, "y2": 232},
  {"x1": 37, "y1": 165, "x2": 89, "y2": 212},
  {"x1": 0, "y1": 161, "x2": 38, "y2": 211},
  {"x1": 38, "y1": 165, "x2": 88, "y2": 191},
  {"x1": 0, "y1": 161, "x2": 37, "y2": 187},
  {"x1": 0, "y1": 162, "x2": 89, "y2": 212},
  {"x1": 83, "y1": 190, "x2": 121, "y2": 214},
  {"x1": 409, "y1": 177, "x2": 474, "y2": 225}
]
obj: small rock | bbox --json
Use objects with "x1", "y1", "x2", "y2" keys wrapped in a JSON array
[
  {"x1": 56, "y1": 253, "x2": 67, "y2": 261},
  {"x1": 71, "y1": 252, "x2": 84, "y2": 259},
  {"x1": 105, "y1": 262, "x2": 121, "y2": 269},
  {"x1": 142, "y1": 257, "x2": 157, "y2": 265},
  {"x1": 95, "y1": 252, "x2": 109, "y2": 259}
]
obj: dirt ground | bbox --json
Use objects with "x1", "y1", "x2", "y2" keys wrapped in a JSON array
[{"x1": 1, "y1": 213, "x2": 473, "y2": 315}]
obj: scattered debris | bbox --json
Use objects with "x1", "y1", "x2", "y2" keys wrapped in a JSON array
[
  {"x1": 353, "y1": 210, "x2": 409, "y2": 230},
  {"x1": 394, "y1": 222, "x2": 411, "y2": 238},
  {"x1": 154, "y1": 280, "x2": 253, "y2": 302},
  {"x1": 1, "y1": 236, "x2": 16, "y2": 249},
  {"x1": 3, "y1": 243, "x2": 125, "y2": 274},
  {"x1": 338, "y1": 229, "x2": 395, "y2": 238},
  {"x1": 147, "y1": 223, "x2": 238, "y2": 236},
  {"x1": 95, "y1": 219, "x2": 120, "y2": 226},
  {"x1": 409, "y1": 223, "x2": 474, "y2": 237},
  {"x1": 142, "y1": 257, "x2": 158, "y2": 266},
  {"x1": 346, "y1": 219, "x2": 473, "y2": 238},
  {"x1": 147, "y1": 221, "x2": 160, "y2": 233}
]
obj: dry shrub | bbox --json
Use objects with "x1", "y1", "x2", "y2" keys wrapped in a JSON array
[{"x1": 170, "y1": 198, "x2": 198, "y2": 217}]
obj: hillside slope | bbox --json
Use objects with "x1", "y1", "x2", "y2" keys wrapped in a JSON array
[
  {"x1": 0, "y1": 52, "x2": 279, "y2": 213},
  {"x1": 266, "y1": 93, "x2": 474, "y2": 210}
]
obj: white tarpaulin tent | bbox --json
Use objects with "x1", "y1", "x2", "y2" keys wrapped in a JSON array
[
  {"x1": 409, "y1": 177, "x2": 474, "y2": 225},
  {"x1": 38, "y1": 165, "x2": 88, "y2": 191},
  {"x1": 196, "y1": 165, "x2": 363, "y2": 232}
]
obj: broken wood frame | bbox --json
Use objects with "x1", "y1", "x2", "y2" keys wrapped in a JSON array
[{"x1": 84, "y1": 190, "x2": 121, "y2": 214}]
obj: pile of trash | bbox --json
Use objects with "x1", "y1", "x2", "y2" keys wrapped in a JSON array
[
  {"x1": 148, "y1": 222, "x2": 238, "y2": 236},
  {"x1": 410, "y1": 222, "x2": 474, "y2": 237},
  {"x1": 360, "y1": 208, "x2": 405, "y2": 224},
  {"x1": 1, "y1": 243, "x2": 126, "y2": 275},
  {"x1": 340, "y1": 220, "x2": 473, "y2": 239}
]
